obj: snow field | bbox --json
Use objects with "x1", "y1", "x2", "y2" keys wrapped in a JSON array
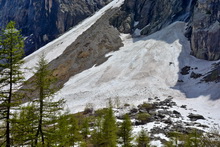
[
  {"x1": 22, "y1": 0, "x2": 125, "y2": 80},
  {"x1": 54, "y1": 21, "x2": 220, "y2": 128}
]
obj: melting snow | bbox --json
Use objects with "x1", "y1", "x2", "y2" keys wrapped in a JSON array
[
  {"x1": 22, "y1": 0, "x2": 220, "y2": 127},
  {"x1": 54, "y1": 22, "x2": 220, "y2": 127},
  {"x1": 22, "y1": 0, "x2": 125, "y2": 79}
]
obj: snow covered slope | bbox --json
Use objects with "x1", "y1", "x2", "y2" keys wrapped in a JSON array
[
  {"x1": 22, "y1": 0, "x2": 125, "y2": 80},
  {"x1": 54, "y1": 22, "x2": 220, "y2": 126},
  {"x1": 22, "y1": 0, "x2": 220, "y2": 127}
]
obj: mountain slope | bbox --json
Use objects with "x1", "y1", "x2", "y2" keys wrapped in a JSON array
[
  {"x1": 21, "y1": 0, "x2": 220, "y2": 128},
  {"x1": 45, "y1": 19, "x2": 220, "y2": 128},
  {"x1": 22, "y1": 0, "x2": 124, "y2": 81}
]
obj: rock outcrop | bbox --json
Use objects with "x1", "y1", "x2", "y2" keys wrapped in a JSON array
[
  {"x1": 110, "y1": 0, "x2": 220, "y2": 61},
  {"x1": 0, "y1": 0, "x2": 112, "y2": 55},
  {"x1": 190, "y1": 0, "x2": 220, "y2": 61},
  {"x1": 110, "y1": 0, "x2": 195, "y2": 35}
]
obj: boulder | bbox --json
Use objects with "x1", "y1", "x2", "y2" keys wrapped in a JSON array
[
  {"x1": 188, "y1": 113, "x2": 205, "y2": 121},
  {"x1": 190, "y1": 72, "x2": 202, "y2": 79},
  {"x1": 173, "y1": 110, "x2": 182, "y2": 118}
]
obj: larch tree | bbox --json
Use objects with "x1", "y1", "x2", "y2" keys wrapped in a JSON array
[
  {"x1": 91, "y1": 117, "x2": 104, "y2": 146},
  {"x1": 102, "y1": 106, "x2": 117, "y2": 147},
  {"x1": 119, "y1": 114, "x2": 133, "y2": 147},
  {"x1": 68, "y1": 115, "x2": 82, "y2": 146},
  {"x1": 0, "y1": 21, "x2": 24, "y2": 147},
  {"x1": 81, "y1": 117, "x2": 90, "y2": 141},
  {"x1": 136, "y1": 128, "x2": 150, "y2": 147},
  {"x1": 11, "y1": 103, "x2": 38, "y2": 146},
  {"x1": 32, "y1": 54, "x2": 65, "y2": 146}
]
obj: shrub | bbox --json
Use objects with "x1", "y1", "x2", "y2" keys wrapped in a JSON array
[
  {"x1": 124, "y1": 103, "x2": 130, "y2": 107},
  {"x1": 139, "y1": 102, "x2": 154, "y2": 112},
  {"x1": 136, "y1": 112, "x2": 151, "y2": 124}
]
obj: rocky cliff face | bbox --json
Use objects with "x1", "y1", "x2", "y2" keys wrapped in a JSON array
[
  {"x1": 1, "y1": 0, "x2": 219, "y2": 61},
  {"x1": 190, "y1": 0, "x2": 220, "y2": 61},
  {"x1": 110, "y1": 0, "x2": 220, "y2": 61},
  {"x1": 0, "y1": 0, "x2": 111, "y2": 55},
  {"x1": 110, "y1": 0, "x2": 195, "y2": 35}
]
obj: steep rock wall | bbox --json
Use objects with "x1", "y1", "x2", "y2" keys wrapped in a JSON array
[
  {"x1": 190, "y1": 0, "x2": 220, "y2": 60},
  {"x1": 110, "y1": 0, "x2": 220, "y2": 61},
  {"x1": 0, "y1": 0, "x2": 111, "y2": 55},
  {"x1": 110, "y1": 0, "x2": 195, "y2": 35}
]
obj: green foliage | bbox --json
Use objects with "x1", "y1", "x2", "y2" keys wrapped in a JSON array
[
  {"x1": 136, "y1": 112, "x2": 151, "y2": 124},
  {"x1": 81, "y1": 118, "x2": 90, "y2": 140},
  {"x1": 31, "y1": 55, "x2": 65, "y2": 146},
  {"x1": 102, "y1": 106, "x2": 117, "y2": 147},
  {"x1": 94, "y1": 108, "x2": 109, "y2": 117},
  {"x1": 7, "y1": 54, "x2": 67, "y2": 147},
  {"x1": 165, "y1": 129, "x2": 220, "y2": 147},
  {"x1": 166, "y1": 131, "x2": 183, "y2": 146},
  {"x1": 68, "y1": 115, "x2": 83, "y2": 146},
  {"x1": 183, "y1": 130, "x2": 202, "y2": 147},
  {"x1": 91, "y1": 107, "x2": 118, "y2": 147},
  {"x1": 136, "y1": 128, "x2": 150, "y2": 147},
  {"x1": 53, "y1": 114, "x2": 70, "y2": 146},
  {"x1": 0, "y1": 21, "x2": 25, "y2": 146},
  {"x1": 119, "y1": 114, "x2": 133, "y2": 147},
  {"x1": 11, "y1": 104, "x2": 38, "y2": 146},
  {"x1": 139, "y1": 103, "x2": 154, "y2": 112},
  {"x1": 91, "y1": 118, "x2": 104, "y2": 146}
]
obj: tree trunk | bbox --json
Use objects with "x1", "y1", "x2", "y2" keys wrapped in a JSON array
[
  {"x1": 35, "y1": 85, "x2": 44, "y2": 145},
  {"x1": 6, "y1": 45, "x2": 13, "y2": 147}
]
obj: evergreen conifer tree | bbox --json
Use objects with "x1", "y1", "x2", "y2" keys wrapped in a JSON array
[
  {"x1": 11, "y1": 103, "x2": 37, "y2": 146},
  {"x1": 32, "y1": 55, "x2": 65, "y2": 146},
  {"x1": 136, "y1": 128, "x2": 150, "y2": 147},
  {"x1": 68, "y1": 115, "x2": 82, "y2": 146},
  {"x1": 119, "y1": 114, "x2": 133, "y2": 147},
  {"x1": 0, "y1": 21, "x2": 24, "y2": 147},
  {"x1": 81, "y1": 118, "x2": 90, "y2": 141},
  {"x1": 91, "y1": 118, "x2": 104, "y2": 146},
  {"x1": 102, "y1": 106, "x2": 117, "y2": 147},
  {"x1": 54, "y1": 114, "x2": 71, "y2": 146}
]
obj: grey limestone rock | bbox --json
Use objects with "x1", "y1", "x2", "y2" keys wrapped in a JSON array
[
  {"x1": 190, "y1": 0, "x2": 220, "y2": 60},
  {"x1": 110, "y1": 0, "x2": 194, "y2": 35},
  {"x1": 188, "y1": 113, "x2": 205, "y2": 121},
  {"x1": 0, "y1": 0, "x2": 112, "y2": 55}
]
